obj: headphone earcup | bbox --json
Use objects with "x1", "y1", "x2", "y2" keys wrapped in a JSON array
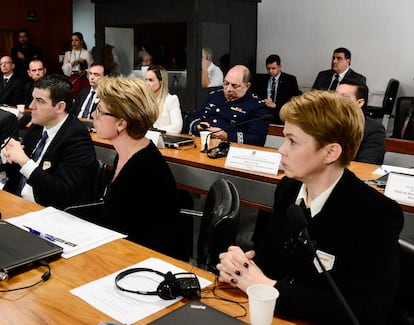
[
  {"x1": 157, "y1": 279, "x2": 181, "y2": 300},
  {"x1": 218, "y1": 142, "x2": 229, "y2": 151}
]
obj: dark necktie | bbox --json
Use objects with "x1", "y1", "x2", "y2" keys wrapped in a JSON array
[
  {"x1": 271, "y1": 77, "x2": 276, "y2": 102},
  {"x1": 17, "y1": 131, "x2": 49, "y2": 195},
  {"x1": 329, "y1": 74, "x2": 339, "y2": 90},
  {"x1": 3, "y1": 78, "x2": 8, "y2": 87},
  {"x1": 299, "y1": 199, "x2": 312, "y2": 222},
  {"x1": 82, "y1": 90, "x2": 95, "y2": 118}
]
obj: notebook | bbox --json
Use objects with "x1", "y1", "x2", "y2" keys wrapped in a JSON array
[
  {"x1": 0, "y1": 220, "x2": 63, "y2": 277},
  {"x1": 148, "y1": 301, "x2": 245, "y2": 325},
  {"x1": 162, "y1": 134, "x2": 194, "y2": 148}
]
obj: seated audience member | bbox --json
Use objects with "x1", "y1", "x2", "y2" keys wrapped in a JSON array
[
  {"x1": 312, "y1": 47, "x2": 366, "y2": 91},
  {"x1": 92, "y1": 76, "x2": 185, "y2": 259},
  {"x1": 201, "y1": 47, "x2": 224, "y2": 88},
  {"x1": 72, "y1": 63, "x2": 108, "y2": 119},
  {"x1": 24, "y1": 58, "x2": 47, "y2": 107},
  {"x1": 1, "y1": 74, "x2": 97, "y2": 209},
  {"x1": 10, "y1": 28, "x2": 42, "y2": 81},
  {"x1": 188, "y1": 64, "x2": 269, "y2": 146},
  {"x1": 0, "y1": 56, "x2": 25, "y2": 106},
  {"x1": 337, "y1": 78, "x2": 386, "y2": 164},
  {"x1": 145, "y1": 64, "x2": 183, "y2": 133},
  {"x1": 251, "y1": 54, "x2": 300, "y2": 124},
  {"x1": 217, "y1": 90, "x2": 403, "y2": 325}
]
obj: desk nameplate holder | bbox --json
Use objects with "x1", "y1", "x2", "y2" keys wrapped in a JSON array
[
  {"x1": 224, "y1": 146, "x2": 281, "y2": 175},
  {"x1": 384, "y1": 172, "x2": 414, "y2": 207}
]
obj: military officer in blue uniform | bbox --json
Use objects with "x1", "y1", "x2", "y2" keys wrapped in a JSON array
[{"x1": 188, "y1": 65, "x2": 269, "y2": 146}]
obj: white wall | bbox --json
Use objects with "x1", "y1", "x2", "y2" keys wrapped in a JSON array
[
  {"x1": 257, "y1": 0, "x2": 414, "y2": 102},
  {"x1": 72, "y1": 0, "x2": 95, "y2": 52}
]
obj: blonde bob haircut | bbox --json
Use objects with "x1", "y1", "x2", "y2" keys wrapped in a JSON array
[
  {"x1": 280, "y1": 90, "x2": 364, "y2": 167},
  {"x1": 97, "y1": 76, "x2": 159, "y2": 139}
]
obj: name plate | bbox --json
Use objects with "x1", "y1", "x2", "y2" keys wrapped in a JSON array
[
  {"x1": 224, "y1": 146, "x2": 281, "y2": 175},
  {"x1": 384, "y1": 172, "x2": 414, "y2": 206},
  {"x1": 145, "y1": 130, "x2": 165, "y2": 148}
]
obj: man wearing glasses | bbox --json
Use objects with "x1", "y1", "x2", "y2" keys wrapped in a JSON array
[
  {"x1": 0, "y1": 56, "x2": 25, "y2": 106},
  {"x1": 1, "y1": 74, "x2": 97, "y2": 209},
  {"x1": 188, "y1": 64, "x2": 269, "y2": 146}
]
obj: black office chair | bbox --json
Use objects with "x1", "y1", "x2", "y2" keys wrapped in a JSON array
[
  {"x1": 180, "y1": 178, "x2": 241, "y2": 273},
  {"x1": 64, "y1": 159, "x2": 112, "y2": 222},
  {"x1": 365, "y1": 78, "x2": 399, "y2": 119},
  {"x1": 391, "y1": 96, "x2": 414, "y2": 139}
]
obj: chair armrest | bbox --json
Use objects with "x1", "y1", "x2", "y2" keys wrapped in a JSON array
[{"x1": 179, "y1": 208, "x2": 203, "y2": 218}]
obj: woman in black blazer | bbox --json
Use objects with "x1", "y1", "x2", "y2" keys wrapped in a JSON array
[{"x1": 216, "y1": 90, "x2": 403, "y2": 325}]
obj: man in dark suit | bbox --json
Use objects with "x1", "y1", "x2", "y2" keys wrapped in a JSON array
[
  {"x1": 312, "y1": 47, "x2": 366, "y2": 90},
  {"x1": 337, "y1": 78, "x2": 386, "y2": 164},
  {"x1": 1, "y1": 74, "x2": 97, "y2": 209},
  {"x1": 71, "y1": 63, "x2": 108, "y2": 119},
  {"x1": 24, "y1": 58, "x2": 47, "y2": 107},
  {"x1": 0, "y1": 56, "x2": 25, "y2": 106},
  {"x1": 251, "y1": 54, "x2": 300, "y2": 124}
]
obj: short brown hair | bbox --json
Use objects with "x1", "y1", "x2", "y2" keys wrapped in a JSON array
[{"x1": 280, "y1": 90, "x2": 364, "y2": 166}]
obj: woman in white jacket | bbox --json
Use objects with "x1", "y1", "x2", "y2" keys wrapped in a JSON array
[{"x1": 145, "y1": 65, "x2": 183, "y2": 133}]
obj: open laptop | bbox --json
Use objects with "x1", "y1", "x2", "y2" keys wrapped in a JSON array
[
  {"x1": 162, "y1": 134, "x2": 194, "y2": 148},
  {"x1": 0, "y1": 221, "x2": 63, "y2": 278}
]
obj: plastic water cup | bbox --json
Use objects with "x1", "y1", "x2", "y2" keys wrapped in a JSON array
[
  {"x1": 246, "y1": 284, "x2": 279, "y2": 325},
  {"x1": 199, "y1": 131, "x2": 210, "y2": 152}
]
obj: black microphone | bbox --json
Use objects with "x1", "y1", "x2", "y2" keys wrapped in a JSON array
[
  {"x1": 286, "y1": 204, "x2": 360, "y2": 325},
  {"x1": 202, "y1": 113, "x2": 273, "y2": 158}
]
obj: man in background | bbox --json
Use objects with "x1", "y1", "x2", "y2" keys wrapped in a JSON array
[
  {"x1": 337, "y1": 78, "x2": 386, "y2": 164},
  {"x1": 72, "y1": 63, "x2": 109, "y2": 119},
  {"x1": 10, "y1": 29, "x2": 42, "y2": 81},
  {"x1": 24, "y1": 58, "x2": 47, "y2": 107},
  {"x1": 251, "y1": 54, "x2": 300, "y2": 124},
  {"x1": 188, "y1": 64, "x2": 269, "y2": 146},
  {"x1": 312, "y1": 47, "x2": 366, "y2": 91},
  {"x1": 0, "y1": 56, "x2": 25, "y2": 106},
  {"x1": 201, "y1": 47, "x2": 224, "y2": 88}
]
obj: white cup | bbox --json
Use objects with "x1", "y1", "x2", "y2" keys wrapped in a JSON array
[
  {"x1": 199, "y1": 131, "x2": 211, "y2": 152},
  {"x1": 246, "y1": 284, "x2": 279, "y2": 325},
  {"x1": 16, "y1": 104, "x2": 25, "y2": 113}
]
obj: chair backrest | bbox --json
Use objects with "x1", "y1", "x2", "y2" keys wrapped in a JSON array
[
  {"x1": 197, "y1": 179, "x2": 240, "y2": 271},
  {"x1": 392, "y1": 96, "x2": 414, "y2": 138},
  {"x1": 90, "y1": 159, "x2": 112, "y2": 202},
  {"x1": 383, "y1": 78, "x2": 399, "y2": 115}
]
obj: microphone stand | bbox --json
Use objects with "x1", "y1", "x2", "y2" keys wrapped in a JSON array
[
  {"x1": 300, "y1": 229, "x2": 360, "y2": 325},
  {"x1": 201, "y1": 114, "x2": 273, "y2": 158}
]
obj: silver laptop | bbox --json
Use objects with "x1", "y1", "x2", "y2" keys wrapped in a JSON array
[
  {"x1": 0, "y1": 221, "x2": 63, "y2": 278},
  {"x1": 162, "y1": 134, "x2": 194, "y2": 148}
]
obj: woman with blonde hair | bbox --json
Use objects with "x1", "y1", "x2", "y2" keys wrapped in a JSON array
[
  {"x1": 145, "y1": 64, "x2": 183, "y2": 133},
  {"x1": 92, "y1": 76, "x2": 185, "y2": 259}
]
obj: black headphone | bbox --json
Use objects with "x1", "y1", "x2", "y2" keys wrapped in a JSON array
[
  {"x1": 115, "y1": 267, "x2": 200, "y2": 300},
  {"x1": 207, "y1": 142, "x2": 230, "y2": 159}
]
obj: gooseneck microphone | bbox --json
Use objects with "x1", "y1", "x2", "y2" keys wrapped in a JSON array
[
  {"x1": 286, "y1": 204, "x2": 360, "y2": 325},
  {"x1": 202, "y1": 113, "x2": 273, "y2": 158}
]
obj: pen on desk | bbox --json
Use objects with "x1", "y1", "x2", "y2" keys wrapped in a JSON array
[{"x1": 23, "y1": 225, "x2": 56, "y2": 242}]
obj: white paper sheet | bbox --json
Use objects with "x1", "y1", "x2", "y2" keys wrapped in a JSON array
[
  {"x1": 7, "y1": 206, "x2": 127, "y2": 258},
  {"x1": 70, "y1": 257, "x2": 212, "y2": 324}
]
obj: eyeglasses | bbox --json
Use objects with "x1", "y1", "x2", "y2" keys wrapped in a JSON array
[
  {"x1": 94, "y1": 104, "x2": 118, "y2": 119},
  {"x1": 223, "y1": 81, "x2": 244, "y2": 90},
  {"x1": 0, "y1": 61, "x2": 12, "y2": 65}
]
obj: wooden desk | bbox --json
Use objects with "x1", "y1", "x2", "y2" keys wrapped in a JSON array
[
  {"x1": 90, "y1": 132, "x2": 380, "y2": 212},
  {"x1": 0, "y1": 190, "x2": 309, "y2": 325}
]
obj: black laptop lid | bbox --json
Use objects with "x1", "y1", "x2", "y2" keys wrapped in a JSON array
[{"x1": 0, "y1": 221, "x2": 63, "y2": 276}]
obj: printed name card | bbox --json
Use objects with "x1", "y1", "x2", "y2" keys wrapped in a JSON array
[
  {"x1": 384, "y1": 173, "x2": 414, "y2": 206},
  {"x1": 224, "y1": 146, "x2": 281, "y2": 175},
  {"x1": 145, "y1": 130, "x2": 165, "y2": 148}
]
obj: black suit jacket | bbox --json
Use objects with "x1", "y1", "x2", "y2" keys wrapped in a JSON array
[
  {"x1": 3, "y1": 114, "x2": 97, "y2": 209},
  {"x1": 71, "y1": 87, "x2": 98, "y2": 118},
  {"x1": 312, "y1": 68, "x2": 366, "y2": 90},
  {"x1": 355, "y1": 116, "x2": 386, "y2": 164},
  {"x1": 0, "y1": 109, "x2": 18, "y2": 143},
  {"x1": 255, "y1": 170, "x2": 403, "y2": 325},
  {"x1": 251, "y1": 72, "x2": 300, "y2": 124},
  {"x1": 0, "y1": 74, "x2": 25, "y2": 106}
]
